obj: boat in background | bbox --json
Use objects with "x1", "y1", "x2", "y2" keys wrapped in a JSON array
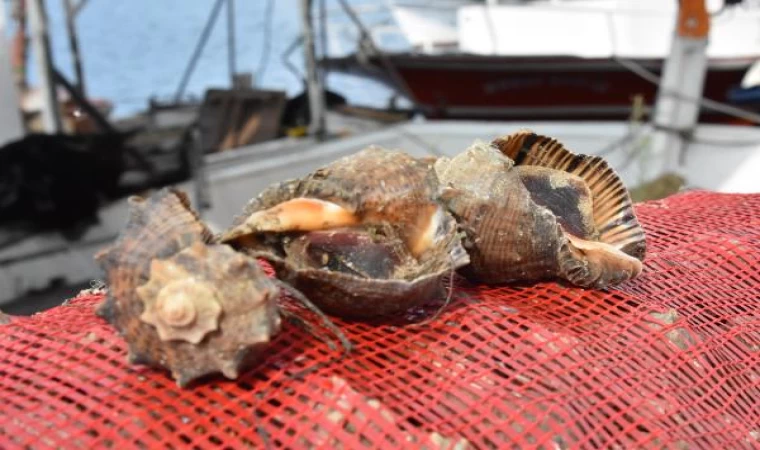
[{"x1": 324, "y1": 0, "x2": 760, "y2": 123}]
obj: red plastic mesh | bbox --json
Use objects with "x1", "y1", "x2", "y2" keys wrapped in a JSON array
[{"x1": 1, "y1": 190, "x2": 759, "y2": 449}]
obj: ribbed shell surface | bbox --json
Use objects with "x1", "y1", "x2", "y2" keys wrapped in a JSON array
[{"x1": 96, "y1": 189, "x2": 280, "y2": 387}]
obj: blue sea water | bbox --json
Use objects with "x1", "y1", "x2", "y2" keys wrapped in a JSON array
[{"x1": 19, "y1": 0, "x2": 398, "y2": 117}]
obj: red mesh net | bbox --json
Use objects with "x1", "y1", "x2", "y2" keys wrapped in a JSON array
[{"x1": 1, "y1": 190, "x2": 759, "y2": 449}]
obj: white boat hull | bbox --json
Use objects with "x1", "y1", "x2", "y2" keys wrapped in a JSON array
[{"x1": 385, "y1": 0, "x2": 760, "y2": 60}]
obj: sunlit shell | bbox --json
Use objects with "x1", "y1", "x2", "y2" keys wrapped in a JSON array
[
  {"x1": 95, "y1": 188, "x2": 280, "y2": 387},
  {"x1": 435, "y1": 141, "x2": 642, "y2": 289},
  {"x1": 139, "y1": 270, "x2": 223, "y2": 344},
  {"x1": 221, "y1": 146, "x2": 446, "y2": 258}
]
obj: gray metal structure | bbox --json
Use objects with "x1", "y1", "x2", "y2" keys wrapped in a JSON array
[
  {"x1": 28, "y1": 0, "x2": 62, "y2": 133},
  {"x1": 0, "y1": 0, "x2": 24, "y2": 145}
]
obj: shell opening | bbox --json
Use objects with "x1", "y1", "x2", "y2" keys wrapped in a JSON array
[{"x1": 284, "y1": 227, "x2": 405, "y2": 280}]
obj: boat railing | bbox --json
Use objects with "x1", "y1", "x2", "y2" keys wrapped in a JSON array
[{"x1": 319, "y1": 1, "x2": 413, "y2": 58}]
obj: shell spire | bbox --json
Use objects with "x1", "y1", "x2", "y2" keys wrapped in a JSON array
[{"x1": 137, "y1": 258, "x2": 223, "y2": 344}]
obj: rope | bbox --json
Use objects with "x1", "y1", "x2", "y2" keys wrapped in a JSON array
[
  {"x1": 271, "y1": 278, "x2": 352, "y2": 356},
  {"x1": 255, "y1": 0, "x2": 276, "y2": 85},
  {"x1": 613, "y1": 56, "x2": 760, "y2": 126},
  {"x1": 227, "y1": 0, "x2": 236, "y2": 84},
  {"x1": 409, "y1": 259, "x2": 457, "y2": 328},
  {"x1": 174, "y1": 0, "x2": 226, "y2": 102}
]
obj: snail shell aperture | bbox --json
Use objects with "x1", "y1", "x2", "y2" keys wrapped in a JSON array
[{"x1": 493, "y1": 129, "x2": 646, "y2": 261}]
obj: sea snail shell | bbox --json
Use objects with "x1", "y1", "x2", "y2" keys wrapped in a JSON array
[
  {"x1": 436, "y1": 138, "x2": 644, "y2": 289},
  {"x1": 96, "y1": 188, "x2": 280, "y2": 387}
]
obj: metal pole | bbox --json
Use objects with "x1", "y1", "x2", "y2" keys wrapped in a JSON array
[
  {"x1": 27, "y1": 0, "x2": 62, "y2": 133},
  {"x1": 300, "y1": 0, "x2": 326, "y2": 139},
  {"x1": 63, "y1": 0, "x2": 85, "y2": 95},
  {"x1": 10, "y1": 0, "x2": 28, "y2": 91},
  {"x1": 649, "y1": 0, "x2": 709, "y2": 177},
  {"x1": 319, "y1": 0, "x2": 327, "y2": 62},
  {"x1": 227, "y1": 0, "x2": 236, "y2": 86},
  {"x1": 190, "y1": 127, "x2": 211, "y2": 212}
]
